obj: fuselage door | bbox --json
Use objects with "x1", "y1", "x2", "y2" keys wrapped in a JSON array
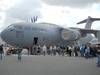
[{"x1": 33, "y1": 37, "x2": 38, "y2": 45}]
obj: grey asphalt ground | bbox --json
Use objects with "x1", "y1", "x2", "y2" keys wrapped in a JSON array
[{"x1": 0, "y1": 55, "x2": 100, "y2": 75}]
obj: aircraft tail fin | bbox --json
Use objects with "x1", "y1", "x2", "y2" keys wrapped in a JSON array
[
  {"x1": 31, "y1": 16, "x2": 38, "y2": 23},
  {"x1": 77, "y1": 16, "x2": 100, "y2": 29}
]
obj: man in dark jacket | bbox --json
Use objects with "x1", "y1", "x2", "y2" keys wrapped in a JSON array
[{"x1": 0, "y1": 44, "x2": 3, "y2": 60}]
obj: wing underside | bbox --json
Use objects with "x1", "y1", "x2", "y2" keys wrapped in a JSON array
[{"x1": 79, "y1": 29, "x2": 98, "y2": 37}]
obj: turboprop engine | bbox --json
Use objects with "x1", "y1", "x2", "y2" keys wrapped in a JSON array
[{"x1": 61, "y1": 29, "x2": 81, "y2": 41}]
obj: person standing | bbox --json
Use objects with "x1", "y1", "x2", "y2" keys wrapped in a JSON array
[
  {"x1": 80, "y1": 44, "x2": 85, "y2": 57},
  {"x1": 17, "y1": 48, "x2": 22, "y2": 61},
  {"x1": 49, "y1": 46, "x2": 53, "y2": 55},
  {"x1": 68, "y1": 46, "x2": 72, "y2": 56},
  {"x1": 85, "y1": 46, "x2": 90, "y2": 59},
  {"x1": 74, "y1": 46, "x2": 79, "y2": 57},
  {"x1": 96, "y1": 47, "x2": 100, "y2": 67},
  {"x1": 0, "y1": 44, "x2": 3, "y2": 60},
  {"x1": 53, "y1": 46, "x2": 57, "y2": 56},
  {"x1": 42, "y1": 45, "x2": 47, "y2": 56}
]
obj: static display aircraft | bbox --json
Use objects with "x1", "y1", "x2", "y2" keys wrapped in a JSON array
[{"x1": 0, "y1": 16, "x2": 100, "y2": 53}]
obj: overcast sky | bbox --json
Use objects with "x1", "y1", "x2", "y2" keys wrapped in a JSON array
[{"x1": 0, "y1": 0, "x2": 100, "y2": 32}]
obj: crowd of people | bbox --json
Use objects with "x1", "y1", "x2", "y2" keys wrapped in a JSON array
[
  {"x1": 30, "y1": 45, "x2": 72, "y2": 56},
  {"x1": 0, "y1": 43, "x2": 100, "y2": 67},
  {"x1": 29, "y1": 44, "x2": 97, "y2": 58},
  {"x1": 22, "y1": 44, "x2": 100, "y2": 66}
]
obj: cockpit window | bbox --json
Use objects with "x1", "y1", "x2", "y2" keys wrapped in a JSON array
[
  {"x1": 7, "y1": 25, "x2": 14, "y2": 28},
  {"x1": 14, "y1": 25, "x2": 23, "y2": 29}
]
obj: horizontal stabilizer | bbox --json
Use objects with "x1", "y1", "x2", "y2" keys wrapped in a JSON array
[
  {"x1": 77, "y1": 16, "x2": 100, "y2": 29},
  {"x1": 77, "y1": 19, "x2": 87, "y2": 24},
  {"x1": 92, "y1": 18, "x2": 100, "y2": 21}
]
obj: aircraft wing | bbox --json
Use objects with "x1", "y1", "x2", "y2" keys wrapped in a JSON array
[
  {"x1": 70, "y1": 27, "x2": 99, "y2": 37},
  {"x1": 78, "y1": 28, "x2": 99, "y2": 37}
]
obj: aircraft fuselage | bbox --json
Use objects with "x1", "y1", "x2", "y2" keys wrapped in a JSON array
[{"x1": 1, "y1": 22, "x2": 80, "y2": 48}]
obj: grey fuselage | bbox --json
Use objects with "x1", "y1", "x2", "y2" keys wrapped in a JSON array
[{"x1": 1, "y1": 22, "x2": 80, "y2": 48}]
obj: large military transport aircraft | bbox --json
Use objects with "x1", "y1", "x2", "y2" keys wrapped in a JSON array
[{"x1": 0, "y1": 16, "x2": 100, "y2": 53}]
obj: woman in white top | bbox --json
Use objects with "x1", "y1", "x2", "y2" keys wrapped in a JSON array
[{"x1": 42, "y1": 45, "x2": 47, "y2": 56}]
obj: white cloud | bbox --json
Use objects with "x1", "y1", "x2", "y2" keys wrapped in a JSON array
[
  {"x1": 43, "y1": 0, "x2": 100, "y2": 8},
  {"x1": 40, "y1": 3, "x2": 100, "y2": 29},
  {"x1": 0, "y1": 0, "x2": 18, "y2": 11},
  {"x1": 0, "y1": 0, "x2": 100, "y2": 32},
  {"x1": 0, "y1": 12, "x2": 5, "y2": 22},
  {"x1": 0, "y1": 0, "x2": 20, "y2": 31},
  {"x1": 6, "y1": 0, "x2": 42, "y2": 23},
  {"x1": 0, "y1": 0, "x2": 43, "y2": 31}
]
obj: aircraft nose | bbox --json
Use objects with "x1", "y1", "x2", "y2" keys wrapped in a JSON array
[{"x1": 1, "y1": 29, "x2": 8, "y2": 42}]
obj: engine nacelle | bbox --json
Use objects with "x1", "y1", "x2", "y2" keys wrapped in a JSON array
[{"x1": 61, "y1": 29, "x2": 81, "y2": 41}]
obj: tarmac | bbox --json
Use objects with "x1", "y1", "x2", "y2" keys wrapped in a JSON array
[{"x1": 0, "y1": 55, "x2": 100, "y2": 75}]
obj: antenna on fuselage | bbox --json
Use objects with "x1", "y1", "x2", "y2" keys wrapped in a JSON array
[
  {"x1": 30, "y1": 16, "x2": 38, "y2": 23},
  {"x1": 77, "y1": 16, "x2": 100, "y2": 29}
]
